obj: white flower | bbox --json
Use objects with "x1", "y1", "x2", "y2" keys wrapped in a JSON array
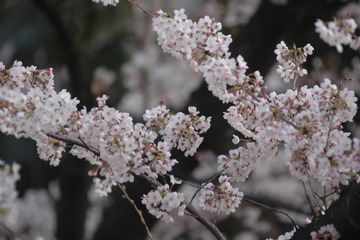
[
  {"x1": 303, "y1": 43, "x2": 314, "y2": 55},
  {"x1": 315, "y1": 17, "x2": 359, "y2": 53},
  {"x1": 96, "y1": 95, "x2": 109, "y2": 107},
  {"x1": 311, "y1": 224, "x2": 340, "y2": 240}
]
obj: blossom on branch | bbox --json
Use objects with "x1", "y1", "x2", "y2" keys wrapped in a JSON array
[
  {"x1": 199, "y1": 175, "x2": 244, "y2": 214},
  {"x1": 0, "y1": 61, "x2": 78, "y2": 166},
  {"x1": 0, "y1": 61, "x2": 211, "y2": 196},
  {"x1": 141, "y1": 184, "x2": 185, "y2": 223},
  {"x1": 152, "y1": 8, "x2": 360, "y2": 191},
  {"x1": 315, "y1": 17, "x2": 360, "y2": 53},
  {"x1": 274, "y1": 41, "x2": 314, "y2": 83},
  {"x1": 144, "y1": 105, "x2": 211, "y2": 157}
]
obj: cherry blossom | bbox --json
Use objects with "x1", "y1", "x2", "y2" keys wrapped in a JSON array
[
  {"x1": 274, "y1": 41, "x2": 314, "y2": 83},
  {"x1": 143, "y1": 105, "x2": 211, "y2": 157},
  {"x1": 152, "y1": 8, "x2": 360, "y2": 191},
  {"x1": 141, "y1": 184, "x2": 185, "y2": 223},
  {"x1": 315, "y1": 17, "x2": 360, "y2": 53},
  {"x1": 217, "y1": 142, "x2": 271, "y2": 182},
  {"x1": 199, "y1": 175, "x2": 244, "y2": 214},
  {"x1": 0, "y1": 61, "x2": 211, "y2": 197},
  {"x1": 310, "y1": 224, "x2": 340, "y2": 240}
]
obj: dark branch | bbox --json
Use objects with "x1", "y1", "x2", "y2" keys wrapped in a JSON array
[
  {"x1": 47, "y1": 132, "x2": 100, "y2": 156},
  {"x1": 292, "y1": 182, "x2": 360, "y2": 239}
]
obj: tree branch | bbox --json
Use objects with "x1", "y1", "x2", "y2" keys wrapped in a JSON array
[
  {"x1": 47, "y1": 132, "x2": 227, "y2": 240},
  {"x1": 47, "y1": 132, "x2": 100, "y2": 156},
  {"x1": 117, "y1": 183, "x2": 153, "y2": 240},
  {"x1": 127, "y1": 0, "x2": 153, "y2": 17}
]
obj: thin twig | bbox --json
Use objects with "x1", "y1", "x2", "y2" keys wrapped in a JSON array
[
  {"x1": 190, "y1": 185, "x2": 201, "y2": 205},
  {"x1": 324, "y1": 113, "x2": 335, "y2": 155},
  {"x1": 307, "y1": 176, "x2": 321, "y2": 207},
  {"x1": 302, "y1": 180, "x2": 318, "y2": 218},
  {"x1": 117, "y1": 183, "x2": 154, "y2": 240},
  {"x1": 127, "y1": 0, "x2": 153, "y2": 17},
  {"x1": 242, "y1": 196, "x2": 299, "y2": 229}
]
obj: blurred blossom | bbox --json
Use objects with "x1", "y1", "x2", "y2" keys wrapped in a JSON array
[
  {"x1": 342, "y1": 57, "x2": 360, "y2": 94},
  {"x1": 0, "y1": 41, "x2": 15, "y2": 65},
  {"x1": 193, "y1": 150, "x2": 219, "y2": 180},
  {"x1": 270, "y1": 0, "x2": 288, "y2": 5},
  {"x1": 223, "y1": 0, "x2": 261, "y2": 27},
  {"x1": 315, "y1": 17, "x2": 359, "y2": 53},
  {"x1": 84, "y1": 184, "x2": 111, "y2": 240},
  {"x1": 338, "y1": 2, "x2": 360, "y2": 20},
  {"x1": 0, "y1": 161, "x2": 56, "y2": 239},
  {"x1": 9, "y1": 189, "x2": 56, "y2": 240},
  {"x1": 92, "y1": 0, "x2": 119, "y2": 7},
  {"x1": 119, "y1": 46, "x2": 202, "y2": 117},
  {"x1": 0, "y1": 160, "x2": 20, "y2": 227},
  {"x1": 91, "y1": 67, "x2": 116, "y2": 97},
  {"x1": 234, "y1": 231, "x2": 259, "y2": 240}
]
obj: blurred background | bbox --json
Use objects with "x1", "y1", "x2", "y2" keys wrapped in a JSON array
[{"x1": 0, "y1": 0, "x2": 360, "y2": 239}]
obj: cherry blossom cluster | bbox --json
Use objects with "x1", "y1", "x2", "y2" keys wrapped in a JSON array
[
  {"x1": 141, "y1": 184, "x2": 185, "y2": 223},
  {"x1": 217, "y1": 141, "x2": 273, "y2": 182},
  {"x1": 71, "y1": 97, "x2": 164, "y2": 195},
  {"x1": 143, "y1": 105, "x2": 211, "y2": 157},
  {"x1": 0, "y1": 61, "x2": 78, "y2": 166},
  {"x1": 70, "y1": 99, "x2": 210, "y2": 197},
  {"x1": 199, "y1": 175, "x2": 244, "y2": 214},
  {"x1": 265, "y1": 79, "x2": 358, "y2": 188},
  {"x1": 315, "y1": 17, "x2": 360, "y2": 53},
  {"x1": 152, "y1": 9, "x2": 277, "y2": 187},
  {"x1": 153, "y1": 9, "x2": 265, "y2": 104},
  {"x1": 2, "y1": 1, "x2": 360, "y2": 238},
  {"x1": 310, "y1": 224, "x2": 340, "y2": 240},
  {"x1": 0, "y1": 60, "x2": 211, "y2": 202},
  {"x1": 120, "y1": 46, "x2": 202, "y2": 117},
  {"x1": 274, "y1": 41, "x2": 314, "y2": 83},
  {"x1": 152, "y1": 9, "x2": 360, "y2": 192}
]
